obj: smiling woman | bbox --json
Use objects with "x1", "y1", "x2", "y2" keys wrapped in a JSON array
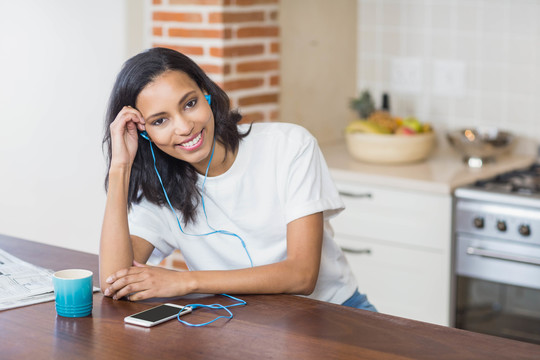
[
  {"x1": 103, "y1": 48, "x2": 246, "y2": 226},
  {"x1": 99, "y1": 48, "x2": 376, "y2": 312}
]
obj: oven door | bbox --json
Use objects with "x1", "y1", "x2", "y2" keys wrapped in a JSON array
[{"x1": 455, "y1": 234, "x2": 540, "y2": 344}]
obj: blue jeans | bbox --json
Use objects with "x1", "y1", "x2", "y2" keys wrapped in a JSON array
[{"x1": 342, "y1": 289, "x2": 377, "y2": 312}]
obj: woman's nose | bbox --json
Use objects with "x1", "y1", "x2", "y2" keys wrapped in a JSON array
[{"x1": 172, "y1": 116, "x2": 193, "y2": 136}]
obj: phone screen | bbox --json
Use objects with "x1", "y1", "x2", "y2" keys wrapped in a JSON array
[{"x1": 130, "y1": 304, "x2": 185, "y2": 322}]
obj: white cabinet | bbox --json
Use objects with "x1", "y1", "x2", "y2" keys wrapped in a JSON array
[{"x1": 331, "y1": 180, "x2": 452, "y2": 326}]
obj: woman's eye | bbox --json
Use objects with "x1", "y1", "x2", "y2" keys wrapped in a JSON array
[
  {"x1": 153, "y1": 118, "x2": 165, "y2": 126},
  {"x1": 185, "y1": 99, "x2": 197, "y2": 109}
]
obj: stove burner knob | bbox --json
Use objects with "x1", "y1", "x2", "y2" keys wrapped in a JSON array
[
  {"x1": 519, "y1": 224, "x2": 531, "y2": 236},
  {"x1": 473, "y1": 217, "x2": 484, "y2": 229},
  {"x1": 497, "y1": 221, "x2": 507, "y2": 232}
]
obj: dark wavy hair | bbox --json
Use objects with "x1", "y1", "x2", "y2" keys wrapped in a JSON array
[{"x1": 103, "y1": 47, "x2": 249, "y2": 224}]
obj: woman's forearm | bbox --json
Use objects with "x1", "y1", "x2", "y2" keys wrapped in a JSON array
[
  {"x1": 186, "y1": 258, "x2": 319, "y2": 296},
  {"x1": 99, "y1": 166, "x2": 135, "y2": 291}
]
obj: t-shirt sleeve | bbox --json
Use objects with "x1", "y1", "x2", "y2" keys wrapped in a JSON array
[
  {"x1": 283, "y1": 128, "x2": 344, "y2": 223},
  {"x1": 128, "y1": 201, "x2": 176, "y2": 258}
]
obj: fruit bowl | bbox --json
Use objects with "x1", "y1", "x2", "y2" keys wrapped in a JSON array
[
  {"x1": 345, "y1": 132, "x2": 436, "y2": 164},
  {"x1": 446, "y1": 128, "x2": 515, "y2": 166}
]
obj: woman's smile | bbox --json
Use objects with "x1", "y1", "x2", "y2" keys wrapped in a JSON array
[{"x1": 177, "y1": 130, "x2": 204, "y2": 150}]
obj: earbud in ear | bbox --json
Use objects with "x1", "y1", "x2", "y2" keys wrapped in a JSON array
[
  {"x1": 205, "y1": 94, "x2": 211, "y2": 105},
  {"x1": 140, "y1": 131, "x2": 150, "y2": 141}
]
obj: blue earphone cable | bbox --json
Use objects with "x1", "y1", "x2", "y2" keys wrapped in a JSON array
[{"x1": 176, "y1": 294, "x2": 246, "y2": 327}]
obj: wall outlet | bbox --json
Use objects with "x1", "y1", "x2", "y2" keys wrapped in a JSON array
[
  {"x1": 390, "y1": 57, "x2": 423, "y2": 94},
  {"x1": 433, "y1": 60, "x2": 466, "y2": 96}
]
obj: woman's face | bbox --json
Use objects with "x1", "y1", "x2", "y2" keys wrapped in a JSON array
[{"x1": 136, "y1": 70, "x2": 214, "y2": 174}]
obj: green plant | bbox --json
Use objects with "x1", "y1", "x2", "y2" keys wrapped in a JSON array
[{"x1": 349, "y1": 90, "x2": 375, "y2": 119}]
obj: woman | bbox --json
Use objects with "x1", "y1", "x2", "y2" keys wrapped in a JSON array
[{"x1": 100, "y1": 47, "x2": 375, "y2": 311}]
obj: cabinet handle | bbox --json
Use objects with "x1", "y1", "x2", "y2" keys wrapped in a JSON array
[
  {"x1": 339, "y1": 191, "x2": 372, "y2": 199},
  {"x1": 341, "y1": 247, "x2": 372, "y2": 255}
]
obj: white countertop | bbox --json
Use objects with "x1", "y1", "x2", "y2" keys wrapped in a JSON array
[{"x1": 321, "y1": 142, "x2": 536, "y2": 195}]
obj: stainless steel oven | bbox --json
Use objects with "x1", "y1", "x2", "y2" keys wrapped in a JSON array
[{"x1": 454, "y1": 164, "x2": 540, "y2": 345}]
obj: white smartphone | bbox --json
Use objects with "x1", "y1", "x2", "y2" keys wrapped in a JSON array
[{"x1": 124, "y1": 303, "x2": 192, "y2": 327}]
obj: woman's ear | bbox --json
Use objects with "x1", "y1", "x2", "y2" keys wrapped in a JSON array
[{"x1": 140, "y1": 131, "x2": 150, "y2": 141}]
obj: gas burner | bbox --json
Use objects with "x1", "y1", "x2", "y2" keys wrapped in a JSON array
[{"x1": 474, "y1": 164, "x2": 540, "y2": 195}]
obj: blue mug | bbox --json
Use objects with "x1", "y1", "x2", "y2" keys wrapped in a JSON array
[{"x1": 52, "y1": 269, "x2": 93, "y2": 317}]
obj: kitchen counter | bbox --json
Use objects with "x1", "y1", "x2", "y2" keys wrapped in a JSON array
[
  {"x1": 3, "y1": 233, "x2": 540, "y2": 359},
  {"x1": 321, "y1": 142, "x2": 536, "y2": 194}
]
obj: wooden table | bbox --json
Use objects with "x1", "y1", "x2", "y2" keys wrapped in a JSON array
[{"x1": 1, "y1": 234, "x2": 539, "y2": 359}]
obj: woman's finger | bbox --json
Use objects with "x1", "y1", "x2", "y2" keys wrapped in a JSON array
[
  {"x1": 107, "y1": 272, "x2": 147, "y2": 299},
  {"x1": 126, "y1": 289, "x2": 154, "y2": 302},
  {"x1": 111, "y1": 106, "x2": 145, "y2": 133}
]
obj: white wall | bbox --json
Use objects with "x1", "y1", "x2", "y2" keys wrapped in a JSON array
[
  {"x1": 0, "y1": 0, "x2": 148, "y2": 253},
  {"x1": 356, "y1": 0, "x2": 540, "y2": 144}
]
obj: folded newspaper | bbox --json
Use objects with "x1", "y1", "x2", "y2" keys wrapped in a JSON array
[{"x1": 0, "y1": 247, "x2": 58, "y2": 310}]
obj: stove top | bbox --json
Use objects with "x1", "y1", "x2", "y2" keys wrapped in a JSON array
[
  {"x1": 474, "y1": 164, "x2": 540, "y2": 195},
  {"x1": 455, "y1": 163, "x2": 540, "y2": 209}
]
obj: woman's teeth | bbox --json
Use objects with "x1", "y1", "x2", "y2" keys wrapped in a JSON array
[{"x1": 180, "y1": 132, "x2": 202, "y2": 148}]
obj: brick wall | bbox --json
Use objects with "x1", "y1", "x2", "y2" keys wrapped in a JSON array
[
  {"x1": 150, "y1": 0, "x2": 280, "y2": 269},
  {"x1": 151, "y1": 0, "x2": 280, "y2": 124}
]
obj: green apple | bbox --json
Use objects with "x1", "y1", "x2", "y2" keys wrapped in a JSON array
[{"x1": 402, "y1": 117, "x2": 422, "y2": 133}]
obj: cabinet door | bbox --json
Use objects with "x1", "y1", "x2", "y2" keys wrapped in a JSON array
[
  {"x1": 337, "y1": 235, "x2": 450, "y2": 326},
  {"x1": 334, "y1": 181, "x2": 451, "y2": 250}
]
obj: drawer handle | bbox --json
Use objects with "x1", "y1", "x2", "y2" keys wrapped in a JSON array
[
  {"x1": 341, "y1": 247, "x2": 372, "y2": 255},
  {"x1": 466, "y1": 247, "x2": 540, "y2": 266},
  {"x1": 339, "y1": 191, "x2": 372, "y2": 199}
]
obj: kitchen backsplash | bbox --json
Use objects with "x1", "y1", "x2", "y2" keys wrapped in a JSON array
[{"x1": 357, "y1": 0, "x2": 540, "y2": 145}]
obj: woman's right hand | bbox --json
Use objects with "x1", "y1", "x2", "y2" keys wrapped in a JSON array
[{"x1": 109, "y1": 106, "x2": 146, "y2": 169}]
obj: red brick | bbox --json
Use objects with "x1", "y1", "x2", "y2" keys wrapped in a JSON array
[
  {"x1": 269, "y1": 75, "x2": 279, "y2": 86},
  {"x1": 235, "y1": 0, "x2": 278, "y2": 5},
  {"x1": 153, "y1": 12, "x2": 203, "y2": 23},
  {"x1": 153, "y1": 0, "x2": 162, "y2": 4},
  {"x1": 170, "y1": 0, "x2": 222, "y2": 5},
  {"x1": 152, "y1": 43, "x2": 204, "y2": 56},
  {"x1": 223, "y1": 78, "x2": 264, "y2": 91},
  {"x1": 269, "y1": 10, "x2": 279, "y2": 21},
  {"x1": 270, "y1": 110, "x2": 279, "y2": 120},
  {"x1": 209, "y1": 11, "x2": 265, "y2": 24},
  {"x1": 210, "y1": 44, "x2": 264, "y2": 57},
  {"x1": 171, "y1": 259, "x2": 189, "y2": 270},
  {"x1": 270, "y1": 42, "x2": 279, "y2": 53},
  {"x1": 169, "y1": 27, "x2": 232, "y2": 39},
  {"x1": 153, "y1": 26, "x2": 163, "y2": 36},
  {"x1": 237, "y1": 26, "x2": 279, "y2": 38},
  {"x1": 240, "y1": 112, "x2": 265, "y2": 123},
  {"x1": 238, "y1": 93, "x2": 279, "y2": 106},
  {"x1": 200, "y1": 63, "x2": 231, "y2": 75},
  {"x1": 237, "y1": 60, "x2": 279, "y2": 72}
]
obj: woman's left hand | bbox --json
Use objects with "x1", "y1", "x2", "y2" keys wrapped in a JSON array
[{"x1": 103, "y1": 261, "x2": 190, "y2": 301}]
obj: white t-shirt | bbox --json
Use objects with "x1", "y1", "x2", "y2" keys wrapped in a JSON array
[{"x1": 128, "y1": 122, "x2": 357, "y2": 304}]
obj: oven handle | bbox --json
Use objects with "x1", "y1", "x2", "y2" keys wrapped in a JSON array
[{"x1": 466, "y1": 247, "x2": 540, "y2": 266}]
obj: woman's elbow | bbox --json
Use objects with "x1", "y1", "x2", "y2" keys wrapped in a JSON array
[{"x1": 293, "y1": 270, "x2": 319, "y2": 295}]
